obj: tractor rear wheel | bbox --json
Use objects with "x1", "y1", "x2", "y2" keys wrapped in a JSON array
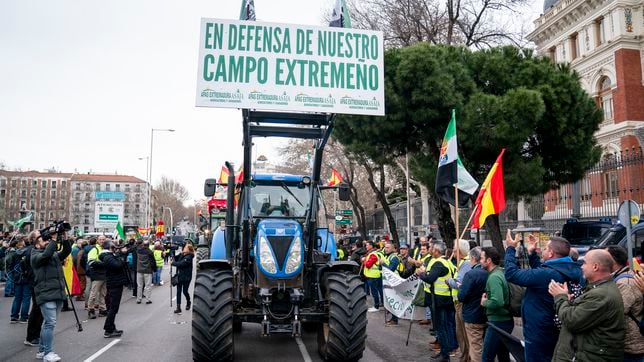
[
  {"x1": 317, "y1": 272, "x2": 367, "y2": 361},
  {"x1": 195, "y1": 246, "x2": 209, "y2": 266},
  {"x1": 192, "y1": 268, "x2": 234, "y2": 361}
]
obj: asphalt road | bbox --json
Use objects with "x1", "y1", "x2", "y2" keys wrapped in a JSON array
[{"x1": 1, "y1": 267, "x2": 458, "y2": 362}]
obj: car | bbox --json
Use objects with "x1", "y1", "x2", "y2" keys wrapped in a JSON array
[
  {"x1": 561, "y1": 219, "x2": 612, "y2": 257},
  {"x1": 593, "y1": 220, "x2": 644, "y2": 263}
]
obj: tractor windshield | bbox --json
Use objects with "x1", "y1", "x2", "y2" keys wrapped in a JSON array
[{"x1": 250, "y1": 183, "x2": 309, "y2": 218}]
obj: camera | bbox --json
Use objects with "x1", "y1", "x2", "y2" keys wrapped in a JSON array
[{"x1": 39, "y1": 220, "x2": 72, "y2": 241}]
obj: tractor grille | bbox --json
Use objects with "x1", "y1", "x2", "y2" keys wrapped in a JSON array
[{"x1": 267, "y1": 236, "x2": 293, "y2": 271}]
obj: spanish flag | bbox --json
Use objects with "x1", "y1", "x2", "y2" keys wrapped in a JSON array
[
  {"x1": 472, "y1": 149, "x2": 506, "y2": 229},
  {"x1": 328, "y1": 168, "x2": 343, "y2": 186},
  {"x1": 63, "y1": 254, "x2": 82, "y2": 296},
  {"x1": 218, "y1": 166, "x2": 229, "y2": 184}
]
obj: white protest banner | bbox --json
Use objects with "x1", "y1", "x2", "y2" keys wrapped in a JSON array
[
  {"x1": 382, "y1": 268, "x2": 424, "y2": 320},
  {"x1": 196, "y1": 18, "x2": 385, "y2": 116}
]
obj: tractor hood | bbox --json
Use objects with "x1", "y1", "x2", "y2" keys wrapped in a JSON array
[{"x1": 255, "y1": 219, "x2": 304, "y2": 278}]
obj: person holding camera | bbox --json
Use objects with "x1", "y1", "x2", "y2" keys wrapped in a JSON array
[
  {"x1": 171, "y1": 243, "x2": 195, "y2": 314},
  {"x1": 98, "y1": 240, "x2": 129, "y2": 338},
  {"x1": 31, "y1": 226, "x2": 72, "y2": 362}
]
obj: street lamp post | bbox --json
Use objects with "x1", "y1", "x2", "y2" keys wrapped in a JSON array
[
  {"x1": 149, "y1": 128, "x2": 175, "y2": 228},
  {"x1": 138, "y1": 156, "x2": 149, "y2": 228},
  {"x1": 163, "y1": 206, "x2": 173, "y2": 238}
]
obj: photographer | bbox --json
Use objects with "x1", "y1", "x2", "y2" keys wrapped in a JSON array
[
  {"x1": 31, "y1": 225, "x2": 72, "y2": 362},
  {"x1": 98, "y1": 240, "x2": 129, "y2": 338}
]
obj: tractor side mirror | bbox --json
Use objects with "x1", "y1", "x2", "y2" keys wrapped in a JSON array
[
  {"x1": 338, "y1": 183, "x2": 350, "y2": 201},
  {"x1": 204, "y1": 178, "x2": 217, "y2": 197}
]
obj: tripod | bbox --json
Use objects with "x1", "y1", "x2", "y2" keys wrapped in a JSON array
[{"x1": 62, "y1": 268, "x2": 83, "y2": 332}]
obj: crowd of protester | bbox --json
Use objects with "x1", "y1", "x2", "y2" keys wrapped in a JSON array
[
  {"x1": 337, "y1": 231, "x2": 644, "y2": 362},
  {"x1": 1, "y1": 229, "x2": 195, "y2": 362}
]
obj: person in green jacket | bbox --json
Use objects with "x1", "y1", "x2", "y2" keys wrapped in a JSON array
[
  {"x1": 548, "y1": 249, "x2": 625, "y2": 362},
  {"x1": 479, "y1": 247, "x2": 512, "y2": 362}
]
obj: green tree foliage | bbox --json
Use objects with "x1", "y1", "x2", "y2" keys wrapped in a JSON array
[{"x1": 335, "y1": 44, "x2": 602, "y2": 250}]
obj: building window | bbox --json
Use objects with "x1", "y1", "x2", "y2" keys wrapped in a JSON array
[
  {"x1": 594, "y1": 17, "x2": 605, "y2": 47},
  {"x1": 0, "y1": 190, "x2": 5, "y2": 198},
  {"x1": 603, "y1": 170, "x2": 618, "y2": 198},
  {"x1": 570, "y1": 33, "x2": 579, "y2": 60},
  {"x1": 598, "y1": 76, "x2": 613, "y2": 121},
  {"x1": 52, "y1": 180, "x2": 57, "y2": 189},
  {"x1": 11, "y1": 179, "x2": 17, "y2": 187},
  {"x1": 21, "y1": 190, "x2": 26, "y2": 198},
  {"x1": 41, "y1": 190, "x2": 46, "y2": 198},
  {"x1": 21, "y1": 180, "x2": 27, "y2": 187},
  {"x1": 76, "y1": 183, "x2": 81, "y2": 190},
  {"x1": 51, "y1": 200, "x2": 56, "y2": 208},
  {"x1": 84, "y1": 217, "x2": 90, "y2": 224},
  {"x1": 95, "y1": 183, "x2": 101, "y2": 191},
  {"x1": 33, "y1": 180, "x2": 37, "y2": 188},
  {"x1": 106, "y1": 184, "x2": 111, "y2": 191},
  {"x1": 51, "y1": 190, "x2": 56, "y2": 198}
]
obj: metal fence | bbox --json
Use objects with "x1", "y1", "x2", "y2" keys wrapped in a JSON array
[{"x1": 365, "y1": 147, "x2": 644, "y2": 239}]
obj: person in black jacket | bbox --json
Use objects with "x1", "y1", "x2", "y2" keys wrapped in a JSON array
[
  {"x1": 171, "y1": 243, "x2": 194, "y2": 314},
  {"x1": 456, "y1": 246, "x2": 489, "y2": 362},
  {"x1": 99, "y1": 241, "x2": 129, "y2": 338},
  {"x1": 23, "y1": 231, "x2": 44, "y2": 347},
  {"x1": 31, "y1": 227, "x2": 71, "y2": 362}
]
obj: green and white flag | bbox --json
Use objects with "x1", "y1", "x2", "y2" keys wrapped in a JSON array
[
  {"x1": 435, "y1": 110, "x2": 479, "y2": 208},
  {"x1": 239, "y1": 0, "x2": 256, "y2": 21},
  {"x1": 8, "y1": 212, "x2": 34, "y2": 230},
  {"x1": 329, "y1": 0, "x2": 352, "y2": 28},
  {"x1": 115, "y1": 221, "x2": 126, "y2": 240}
]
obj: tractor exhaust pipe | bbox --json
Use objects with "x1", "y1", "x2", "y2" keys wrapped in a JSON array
[{"x1": 225, "y1": 161, "x2": 235, "y2": 260}]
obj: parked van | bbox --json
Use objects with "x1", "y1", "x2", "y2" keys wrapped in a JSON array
[{"x1": 594, "y1": 220, "x2": 644, "y2": 263}]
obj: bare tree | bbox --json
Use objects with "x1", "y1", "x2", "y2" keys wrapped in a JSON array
[
  {"x1": 152, "y1": 176, "x2": 190, "y2": 228},
  {"x1": 348, "y1": 0, "x2": 530, "y2": 49}
]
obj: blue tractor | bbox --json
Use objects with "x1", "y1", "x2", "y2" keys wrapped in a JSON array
[{"x1": 192, "y1": 110, "x2": 367, "y2": 361}]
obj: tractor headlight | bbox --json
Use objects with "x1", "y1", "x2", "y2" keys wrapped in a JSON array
[
  {"x1": 284, "y1": 236, "x2": 302, "y2": 274},
  {"x1": 259, "y1": 236, "x2": 277, "y2": 274}
]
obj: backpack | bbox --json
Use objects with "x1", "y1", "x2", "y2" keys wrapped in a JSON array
[
  {"x1": 507, "y1": 281, "x2": 525, "y2": 318},
  {"x1": 615, "y1": 273, "x2": 644, "y2": 336},
  {"x1": 9, "y1": 252, "x2": 28, "y2": 284},
  {"x1": 127, "y1": 252, "x2": 134, "y2": 268}
]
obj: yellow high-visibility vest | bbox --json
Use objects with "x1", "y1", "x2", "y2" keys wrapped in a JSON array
[
  {"x1": 423, "y1": 257, "x2": 456, "y2": 298},
  {"x1": 363, "y1": 250, "x2": 382, "y2": 278}
]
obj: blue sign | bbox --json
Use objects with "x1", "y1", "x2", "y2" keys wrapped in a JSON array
[{"x1": 95, "y1": 191, "x2": 125, "y2": 200}]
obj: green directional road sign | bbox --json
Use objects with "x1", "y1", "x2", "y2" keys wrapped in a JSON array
[
  {"x1": 99, "y1": 214, "x2": 119, "y2": 221},
  {"x1": 335, "y1": 219, "x2": 353, "y2": 225},
  {"x1": 335, "y1": 209, "x2": 353, "y2": 216}
]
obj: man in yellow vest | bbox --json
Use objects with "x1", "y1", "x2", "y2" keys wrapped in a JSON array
[
  {"x1": 416, "y1": 241, "x2": 458, "y2": 362},
  {"x1": 447, "y1": 239, "x2": 472, "y2": 362},
  {"x1": 361, "y1": 240, "x2": 382, "y2": 312},
  {"x1": 381, "y1": 241, "x2": 401, "y2": 326},
  {"x1": 414, "y1": 243, "x2": 433, "y2": 326}
]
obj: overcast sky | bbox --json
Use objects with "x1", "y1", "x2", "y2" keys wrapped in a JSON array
[{"x1": 0, "y1": 0, "x2": 541, "y2": 203}]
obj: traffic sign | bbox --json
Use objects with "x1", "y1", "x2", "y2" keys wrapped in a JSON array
[
  {"x1": 335, "y1": 219, "x2": 353, "y2": 225},
  {"x1": 335, "y1": 215, "x2": 343, "y2": 221},
  {"x1": 618, "y1": 199, "x2": 641, "y2": 272},
  {"x1": 335, "y1": 209, "x2": 353, "y2": 216},
  {"x1": 618, "y1": 200, "x2": 640, "y2": 226}
]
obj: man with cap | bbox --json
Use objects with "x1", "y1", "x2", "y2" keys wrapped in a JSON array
[
  {"x1": 398, "y1": 243, "x2": 416, "y2": 278},
  {"x1": 99, "y1": 240, "x2": 129, "y2": 338}
]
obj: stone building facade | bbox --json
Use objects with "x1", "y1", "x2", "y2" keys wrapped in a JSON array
[
  {"x1": 0, "y1": 170, "x2": 148, "y2": 233},
  {"x1": 528, "y1": 0, "x2": 644, "y2": 218}
]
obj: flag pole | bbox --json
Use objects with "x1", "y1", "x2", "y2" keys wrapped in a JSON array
[
  {"x1": 459, "y1": 204, "x2": 478, "y2": 241},
  {"x1": 454, "y1": 184, "x2": 460, "y2": 262}
]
